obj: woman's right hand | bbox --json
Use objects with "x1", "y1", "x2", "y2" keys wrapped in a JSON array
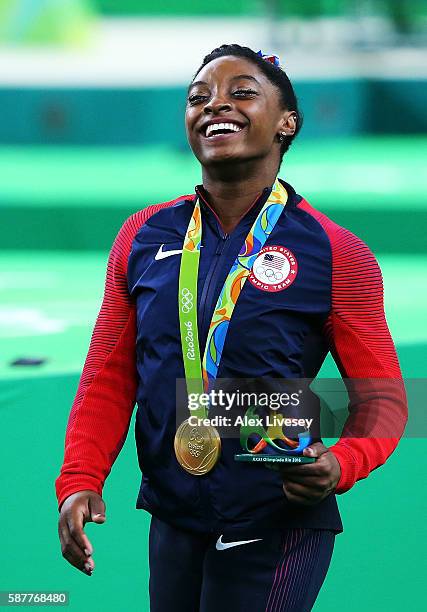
[{"x1": 58, "y1": 490, "x2": 106, "y2": 576}]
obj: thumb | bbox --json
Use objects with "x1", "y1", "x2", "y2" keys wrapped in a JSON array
[
  {"x1": 303, "y1": 442, "x2": 328, "y2": 458},
  {"x1": 88, "y1": 496, "x2": 106, "y2": 523}
]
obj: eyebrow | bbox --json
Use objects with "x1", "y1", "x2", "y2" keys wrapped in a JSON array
[{"x1": 188, "y1": 74, "x2": 261, "y2": 93}]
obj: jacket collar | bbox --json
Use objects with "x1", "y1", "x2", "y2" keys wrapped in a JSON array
[
  {"x1": 194, "y1": 182, "x2": 273, "y2": 236},
  {"x1": 195, "y1": 177, "x2": 298, "y2": 219}
]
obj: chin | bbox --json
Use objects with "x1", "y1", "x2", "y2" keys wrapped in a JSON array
[{"x1": 199, "y1": 148, "x2": 254, "y2": 167}]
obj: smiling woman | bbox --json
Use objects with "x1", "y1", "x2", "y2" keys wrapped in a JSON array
[
  {"x1": 186, "y1": 45, "x2": 303, "y2": 191},
  {"x1": 55, "y1": 43, "x2": 407, "y2": 612}
]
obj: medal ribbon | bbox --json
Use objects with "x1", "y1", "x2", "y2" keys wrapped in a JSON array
[{"x1": 178, "y1": 179, "x2": 288, "y2": 419}]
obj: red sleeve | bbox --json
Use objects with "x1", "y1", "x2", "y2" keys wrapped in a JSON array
[
  {"x1": 55, "y1": 200, "x2": 183, "y2": 512},
  {"x1": 299, "y1": 200, "x2": 408, "y2": 494}
]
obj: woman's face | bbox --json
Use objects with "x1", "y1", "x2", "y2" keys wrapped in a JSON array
[{"x1": 185, "y1": 56, "x2": 289, "y2": 168}]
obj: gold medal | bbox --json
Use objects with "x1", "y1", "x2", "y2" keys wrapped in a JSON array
[{"x1": 174, "y1": 419, "x2": 221, "y2": 475}]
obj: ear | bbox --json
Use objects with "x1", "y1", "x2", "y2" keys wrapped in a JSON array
[{"x1": 278, "y1": 111, "x2": 297, "y2": 138}]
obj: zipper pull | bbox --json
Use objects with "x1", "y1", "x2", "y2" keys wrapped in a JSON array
[{"x1": 215, "y1": 233, "x2": 228, "y2": 255}]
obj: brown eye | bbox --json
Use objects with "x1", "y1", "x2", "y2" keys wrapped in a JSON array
[
  {"x1": 188, "y1": 94, "x2": 208, "y2": 104},
  {"x1": 233, "y1": 89, "x2": 257, "y2": 97}
]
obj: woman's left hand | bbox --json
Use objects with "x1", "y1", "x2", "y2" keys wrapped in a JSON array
[{"x1": 280, "y1": 443, "x2": 341, "y2": 505}]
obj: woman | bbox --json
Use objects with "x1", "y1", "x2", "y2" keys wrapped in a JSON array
[{"x1": 56, "y1": 44, "x2": 407, "y2": 611}]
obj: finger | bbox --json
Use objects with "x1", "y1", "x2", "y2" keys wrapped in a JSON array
[
  {"x1": 60, "y1": 520, "x2": 96, "y2": 572},
  {"x1": 283, "y1": 487, "x2": 312, "y2": 505},
  {"x1": 283, "y1": 475, "x2": 328, "y2": 492},
  {"x1": 283, "y1": 481, "x2": 319, "y2": 506},
  {"x1": 279, "y1": 461, "x2": 327, "y2": 478},
  {"x1": 284, "y1": 480, "x2": 314, "y2": 498},
  {"x1": 303, "y1": 442, "x2": 329, "y2": 459},
  {"x1": 59, "y1": 521, "x2": 94, "y2": 575},
  {"x1": 88, "y1": 495, "x2": 106, "y2": 525},
  {"x1": 59, "y1": 515, "x2": 91, "y2": 560},
  {"x1": 67, "y1": 507, "x2": 93, "y2": 556},
  {"x1": 280, "y1": 448, "x2": 333, "y2": 477}
]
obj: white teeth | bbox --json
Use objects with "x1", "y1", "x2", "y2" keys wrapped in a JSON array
[{"x1": 205, "y1": 122, "x2": 243, "y2": 137}]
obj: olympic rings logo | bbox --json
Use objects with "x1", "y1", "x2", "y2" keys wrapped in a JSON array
[
  {"x1": 181, "y1": 287, "x2": 194, "y2": 313},
  {"x1": 254, "y1": 265, "x2": 284, "y2": 282}
]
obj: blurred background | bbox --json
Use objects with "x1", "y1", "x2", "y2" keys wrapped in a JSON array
[{"x1": 1, "y1": 1, "x2": 426, "y2": 610}]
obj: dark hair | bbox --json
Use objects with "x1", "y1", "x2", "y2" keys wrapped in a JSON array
[{"x1": 193, "y1": 43, "x2": 304, "y2": 166}]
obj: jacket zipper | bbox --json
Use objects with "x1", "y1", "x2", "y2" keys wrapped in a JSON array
[{"x1": 196, "y1": 225, "x2": 230, "y2": 531}]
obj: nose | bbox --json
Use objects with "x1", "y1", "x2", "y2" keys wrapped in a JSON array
[{"x1": 203, "y1": 92, "x2": 232, "y2": 115}]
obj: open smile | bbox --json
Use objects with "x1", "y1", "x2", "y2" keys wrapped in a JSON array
[{"x1": 200, "y1": 121, "x2": 247, "y2": 142}]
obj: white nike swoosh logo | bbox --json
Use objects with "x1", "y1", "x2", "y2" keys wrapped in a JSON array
[
  {"x1": 154, "y1": 244, "x2": 183, "y2": 260},
  {"x1": 215, "y1": 535, "x2": 262, "y2": 551}
]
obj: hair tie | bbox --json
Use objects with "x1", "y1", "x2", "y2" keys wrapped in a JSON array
[{"x1": 256, "y1": 50, "x2": 282, "y2": 68}]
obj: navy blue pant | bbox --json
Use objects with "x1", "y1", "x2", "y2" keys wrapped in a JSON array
[{"x1": 149, "y1": 515, "x2": 335, "y2": 611}]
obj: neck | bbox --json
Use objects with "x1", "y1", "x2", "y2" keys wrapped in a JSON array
[{"x1": 201, "y1": 162, "x2": 278, "y2": 234}]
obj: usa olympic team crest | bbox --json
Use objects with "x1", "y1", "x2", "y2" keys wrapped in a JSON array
[{"x1": 248, "y1": 245, "x2": 298, "y2": 292}]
